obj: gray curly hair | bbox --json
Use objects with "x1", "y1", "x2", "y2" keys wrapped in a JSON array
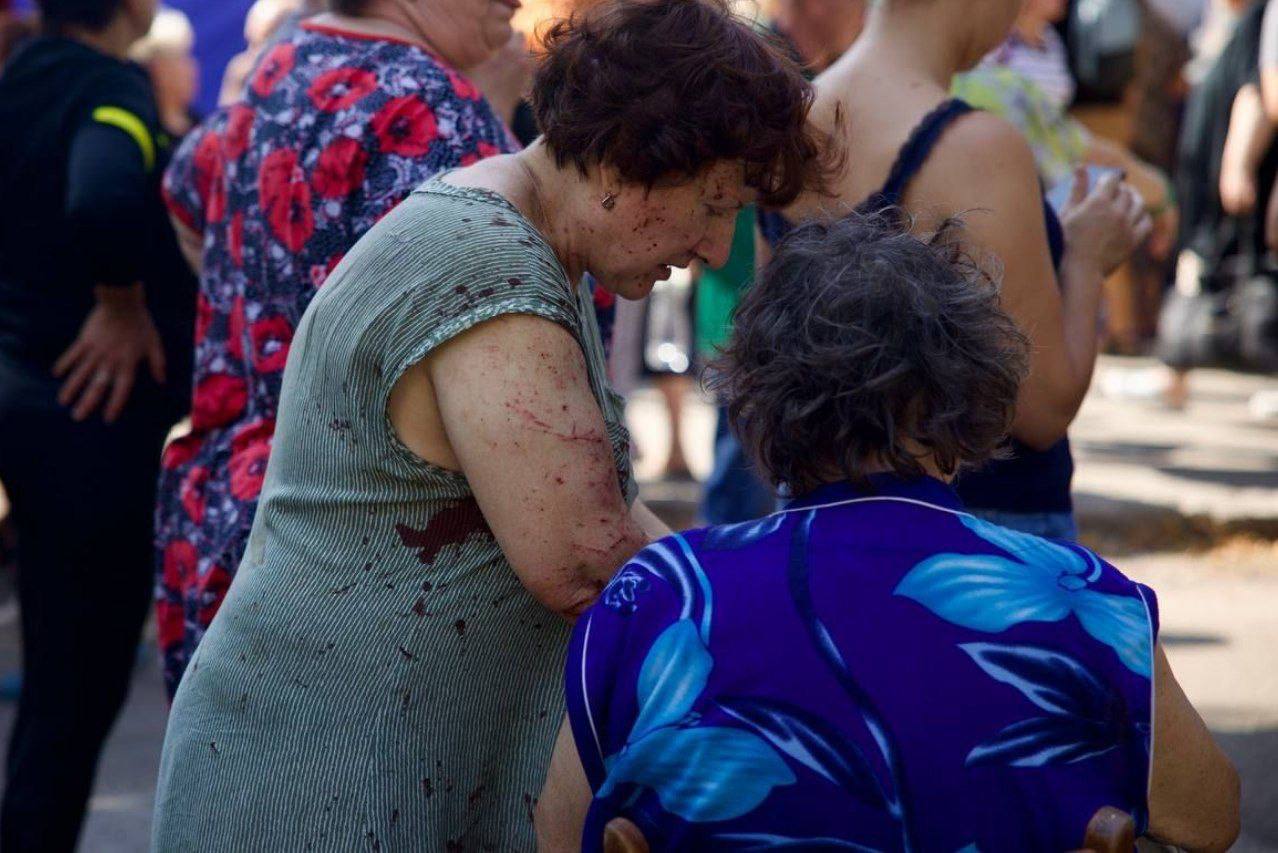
[{"x1": 710, "y1": 209, "x2": 1030, "y2": 495}]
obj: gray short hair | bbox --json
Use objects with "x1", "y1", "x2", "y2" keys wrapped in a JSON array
[{"x1": 711, "y1": 209, "x2": 1029, "y2": 494}]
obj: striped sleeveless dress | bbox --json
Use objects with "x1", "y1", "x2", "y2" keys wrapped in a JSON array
[{"x1": 152, "y1": 178, "x2": 636, "y2": 851}]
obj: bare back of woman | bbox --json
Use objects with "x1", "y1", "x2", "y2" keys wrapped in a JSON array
[{"x1": 783, "y1": 0, "x2": 1149, "y2": 542}]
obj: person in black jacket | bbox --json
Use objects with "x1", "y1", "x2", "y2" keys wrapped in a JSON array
[{"x1": 0, "y1": 0, "x2": 194, "y2": 848}]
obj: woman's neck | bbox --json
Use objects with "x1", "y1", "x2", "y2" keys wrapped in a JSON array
[
  {"x1": 838, "y1": 452, "x2": 951, "y2": 485},
  {"x1": 856, "y1": 2, "x2": 971, "y2": 91},
  {"x1": 510, "y1": 142, "x2": 592, "y2": 284},
  {"x1": 311, "y1": 2, "x2": 440, "y2": 55}
]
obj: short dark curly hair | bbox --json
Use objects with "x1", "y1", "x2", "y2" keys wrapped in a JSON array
[
  {"x1": 531, "y1": 0, "x2": 837, "y2": 207},
  {"x1": 37, "y1": 0, "x2": 124, "y2": 30},
  {"x1": 711, "y1": 210, "x2": 1030, "y2": 495}
]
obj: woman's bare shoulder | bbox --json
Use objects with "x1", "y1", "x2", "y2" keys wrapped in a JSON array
[{"x1": 925, "y1": 110, "x2": 1041, "y2": 203}]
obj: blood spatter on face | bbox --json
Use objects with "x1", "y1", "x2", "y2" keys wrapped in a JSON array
[{"x1": 394, "y1": 498, "x2": 491, "y2": 565}]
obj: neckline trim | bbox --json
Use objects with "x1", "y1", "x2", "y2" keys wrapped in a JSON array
[
  {"x1": 784, "y1": 474, "x2": 965, "y2": 514},
  {"x1": 301, "y1": 21, "x2": 433, "y2": 53}
]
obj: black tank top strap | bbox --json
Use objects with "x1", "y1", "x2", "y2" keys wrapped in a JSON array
[{"x1": 861, "y1": 98, "x2": 975, "y2": 213}]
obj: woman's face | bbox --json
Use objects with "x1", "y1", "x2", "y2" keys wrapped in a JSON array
[
  {"x1": 589, "y1": 162, "x2": 753, "y2": 301},
  {"x1": 410, "y1": 0, "x2": 519, "y2": 68}
]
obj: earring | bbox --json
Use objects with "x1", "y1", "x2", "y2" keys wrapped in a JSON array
[{"x1": 601, "y1": 192, "x2": 616, "y2": 211}]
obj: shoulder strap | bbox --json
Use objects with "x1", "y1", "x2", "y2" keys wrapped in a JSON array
[{"x1": 875, "y1": 98, "x2": 975, "y2": 207}]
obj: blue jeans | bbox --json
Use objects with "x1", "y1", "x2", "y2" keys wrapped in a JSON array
[
  {"x1": 967, "y1": 507, "x2": 1079, "y2": 541},
  {"x1": 699, "y1": 407, "x2": 775, "y2": 525}
]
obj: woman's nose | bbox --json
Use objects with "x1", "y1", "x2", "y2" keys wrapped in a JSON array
[{"x1": 696, "y1": 220, "x2": 736, "y2": 270}]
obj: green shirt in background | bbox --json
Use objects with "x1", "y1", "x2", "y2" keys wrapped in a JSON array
[{"x1": 695, "y1": 205, "x2": 757, "y2": 359}]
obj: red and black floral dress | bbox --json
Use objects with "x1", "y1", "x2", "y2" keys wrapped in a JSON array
[{"x1": 154, "y1": 22, "x2": 517, "y2": 696}]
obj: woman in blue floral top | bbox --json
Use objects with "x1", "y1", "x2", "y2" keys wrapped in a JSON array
[{"x1": 538, "y1": 213, "x2": 1239, "y2": 851}]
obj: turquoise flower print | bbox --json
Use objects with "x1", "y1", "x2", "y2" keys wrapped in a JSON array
[
  {"x1": 602, "y1": 565, "x2": 651, "y2": 615},
  {"x1": 597, "y1": 537, "x2": 797, "y2": 823},
  {"x1": 895, "y1": 515, "x2": 1152, "y2": 676}
]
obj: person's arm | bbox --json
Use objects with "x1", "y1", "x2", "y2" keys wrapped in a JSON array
[
  {"x1": 631, "y1": 500, "x2": 671, "y2": 540},
  {"x1": 170, "y1": 214, "x2": 204, "y2": 275},
  {"x1": 536, "y1": 717, "x2": 593, "y2": 851},
  {"x1": 56, "y1": 115, "x2": 166, "y2": 422},
  {"x1": 929, "y1": 116, "x2": 1149, "y2": 449},
  {"x1": 428, "y1": 314, "x2": 648, "y2": 619},
  {"x1": 1258, "y1": 0, "x2": 1278, "y2": 120},
  {"x1": 1146, "y1": 644, "x2": 1241, "y2": 851},
  {"x1": 162, "y1": 117, "x2": 217, "y2": 274},
  {"x1": 65, "y1": 119, "x2": 154, "y2": 286},
  {"x1": 1219, "y1": 82, "x2": 1275, "y2": 216}
]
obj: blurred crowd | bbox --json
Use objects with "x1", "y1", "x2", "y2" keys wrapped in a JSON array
[{"x1": 0, "y1": 0, "x2": 1262, "y2": 849}]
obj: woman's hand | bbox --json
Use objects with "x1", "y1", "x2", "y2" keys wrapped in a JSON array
[
  {"x1": 1061, "y1": 168, "x2": 1152, "y2": 278},
  {"x1": 53, "y1": 283, "x2": 166, "y2": 423}
]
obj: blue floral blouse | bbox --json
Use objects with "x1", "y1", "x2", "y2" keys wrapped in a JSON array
[{"x1": 565, "y1": 474, "x2": 1157, "y2": 851}]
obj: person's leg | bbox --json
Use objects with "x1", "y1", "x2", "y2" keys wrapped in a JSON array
[
  {"x1": 699, "y1": 406, "x2": 775, "y2": 525},
  {"x1": 654, "y1": 373, "x2": 693, "y2": 479},
  {"x1": 0, "y1": 394, "x2": 168, "y2": 851}
]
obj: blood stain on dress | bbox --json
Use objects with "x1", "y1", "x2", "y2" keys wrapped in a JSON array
[{"x1": 394, "y1": 498, "x2": 491, "y2": 565}]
